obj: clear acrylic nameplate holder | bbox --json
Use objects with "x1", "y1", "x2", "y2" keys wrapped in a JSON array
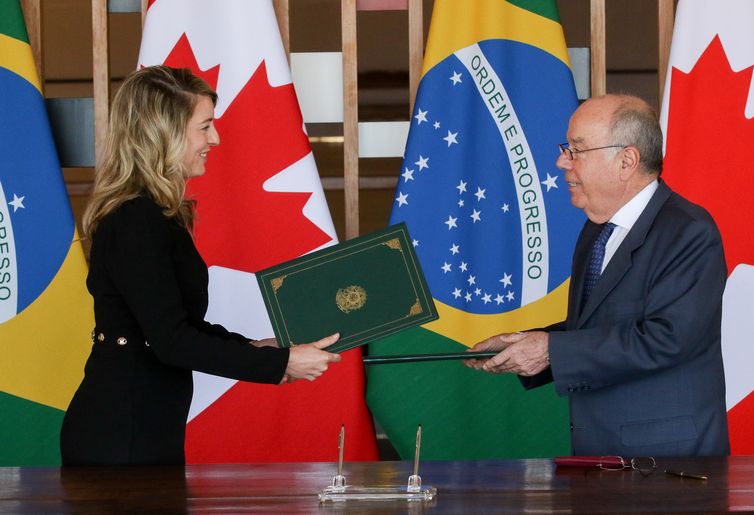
[{"x1": 319, "y1": 425, "x2": 437, "y2": 502}]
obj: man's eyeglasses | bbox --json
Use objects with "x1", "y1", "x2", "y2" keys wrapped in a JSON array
[
  {"x1": 599, "y1": 455, "x2": 657, "y2": 476},
  {"x1": 559, "y1": 142, "x2": 626, "y2": 160}
]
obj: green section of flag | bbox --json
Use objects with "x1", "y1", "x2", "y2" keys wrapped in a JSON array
[
  {"x1": 367, "y1": 327, "x2": 570, "y2": 459},
  {"x1": 0, "y1": 392, "x2": 63, "y2": 466},
  {"x1": 0, "y1": 0, "x2": 30, "y2": 42},
  {"x1": 507, "y1": 0, "x2": 561, "y2": 22}
]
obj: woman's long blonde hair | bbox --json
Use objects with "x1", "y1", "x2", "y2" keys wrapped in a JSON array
[{"x1": 83, "y1": 65, "x2": 217, "y2": 238}]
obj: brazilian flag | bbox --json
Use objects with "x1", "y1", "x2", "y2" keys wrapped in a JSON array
[
  {"x1": 0, "y1": 0, "x2": 93, "y2": 465},
  {"x1": 367, "y1": 0, "x2": 584, "y2": 459}
]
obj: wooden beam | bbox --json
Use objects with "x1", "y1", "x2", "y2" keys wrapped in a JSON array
[
  {"x1": 92, "y1": 0, "x2": 110, "y2": 167},
  {"x1": 357, "y1": 0, "x2": 407, "y2": 10},
  {"x1": 321, "y1": 176, "x2": 398, "y2": 190},
  {"x1": 273, "y1": 0, "x2": 290, "y2": 57},
  {"x1": 658, "y1": 0, "x2": 675, "y2": 104},
  {"x1": 342, "y1": 0, "x2": 359, "y2": 239},
  {"x1": 20, "y1": 0, "x2": 43, "y2": 89},
  {"x1": 590, "y1": 0, "x2": 606, "y2": 97},
  {"x1": 407, "y1": 0, "x2": 423, "y2": 114}
]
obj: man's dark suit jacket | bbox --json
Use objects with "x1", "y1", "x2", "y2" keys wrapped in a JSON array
[
  {"x1": 61, "y1": 196, "x2": 290, "y2": 465},
  {"x1": 524, "y1": 180, "x2": 730, "y2": 457}
]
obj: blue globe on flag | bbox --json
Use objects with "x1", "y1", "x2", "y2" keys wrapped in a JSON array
[{"x1": 392, "y1": 39, "x2": 584, "y2": 316}]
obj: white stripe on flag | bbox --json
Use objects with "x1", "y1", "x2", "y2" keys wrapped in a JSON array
[
  {"x1": 722, "y1": 264, "x2": 754, "y2": 411},
  {"x1": 455, "y1": 44, "x2": 550, "y2": 306},
  {"x1": 188, "y1": 265, "x2": 274, "y2": 421}
]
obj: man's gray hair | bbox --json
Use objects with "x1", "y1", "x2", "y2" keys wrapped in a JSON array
[{"x1": 610, "y1": 98, "x2": 663, "y2": 175}]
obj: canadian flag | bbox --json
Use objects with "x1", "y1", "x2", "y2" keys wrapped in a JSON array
[
  {"x1": 138, "y1": 0, "x2": 378, "y2": 462},
  {"x1": 660, "y1": 0, "x2": 754, "y2": 454}
]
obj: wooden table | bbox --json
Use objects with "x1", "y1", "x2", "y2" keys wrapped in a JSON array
[{"x1": 2, "y1": 457, "x2": 754, "y2": 513}]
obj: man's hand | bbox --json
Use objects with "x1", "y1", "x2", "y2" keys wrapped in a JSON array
[
  {"x1": 464, "y1": 332, "x2": 527, "y2": 370},
  {"x1": 481, "y1": 331, "x2": 550, "y2": 376}
]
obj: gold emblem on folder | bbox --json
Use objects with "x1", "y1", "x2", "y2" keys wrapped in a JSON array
[{"x1": 336, "y1": 285, "x2": 367, "y2": 313}]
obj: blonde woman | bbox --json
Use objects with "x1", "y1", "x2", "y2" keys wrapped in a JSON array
[{"x1": 60, "y1": 66, "x2": 340, "y2": 466}]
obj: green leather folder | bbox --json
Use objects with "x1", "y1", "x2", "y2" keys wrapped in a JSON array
[{"x1": 256, "y1": 223, "x2": 438, "y2": 353}]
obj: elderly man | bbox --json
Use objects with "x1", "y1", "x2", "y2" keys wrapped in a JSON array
[{"x1": 468, "y1": 94, "x2": 729, "y2": 457}]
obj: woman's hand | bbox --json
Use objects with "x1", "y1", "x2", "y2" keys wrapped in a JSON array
[
  {"x1": 282, "y1": 333, "x2": 341, "y2": 383},
  {"x1": 249, "y1": 338, "x2": 279, "y2": 348}
]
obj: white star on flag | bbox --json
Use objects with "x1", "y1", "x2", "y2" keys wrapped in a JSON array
[
  {"x1": 415, "y1": 155, "x2": 429, "y2": 170},
  {"x1": 452, "y1": 288, "x2": 462, "y2": 298},
  {"x1": 467, "y1": 275, "x2": 476, "y2": 285},
  {"x1": 475, "y1": 187, "x2": 486, "y2": 201},
  {"x1": 433, "y1": 121, "x2": 441, "y2": 129},
  {"x1": 444, "y1": 215, "x2": 458, "y2": 230},
  {"x1": 459, "y1": 261, "x2": 468, "y2": 272},
  {"x1": 470, "y1": 209, "x2": 481, "y2": 223},
  {"x1": 456, "y1": 180, "x2": 467, "y2": 194},
  {"x1": 414, "y1": 108, "x2": 428, "y2": 125},
  {"x1": 443, "y1": 131, "x2": 458, "y2": 147},
  {"x1": 500, "y1": 272, "x2": 513, "y2": 287},
  {"x1": 450, "y1": 243, "x2": 460, "y2": 255},
  {"x1": 482, "y1": 293, "x2": 492, "y2": 304},
  {"x1": 495, "y1": 294, "x2": 505, "y2": 305},
  {"x1": 9, "y1": 194, "x2": 25, "y2": 212},
  {"x1": 506, "y1": 291, "x2": 515, "y2": 301},
  {"x1": 501, "y1": 203, "x2": 510, "y2": 213},
  {"x1": 401, "y1": 168, "x2": 415, "y2": 182},
  {"x1": 458, "y1": 199, "x2": 465, "y2": 207},
  {"x1": 450, "y1": 71, "x2": 463, "y2": 85},
  {"x1": 541, "y1": 173, "x2": 559, "y2": 191},
  {"x1": 395, "y1": 192, "x2": 409, "y2": 207},
  {"x1": 412, "y1": 239, "x2": 419, "y2": 247},
  {"x1": 464, "y1": 292, "x2": 472, "y2": 302},
  {"x1": 474, "y1": 288, "x2": 481, "y2": 296},
  {"x1": 441, "y1": 262, "x2": 452, "y2": 273}
]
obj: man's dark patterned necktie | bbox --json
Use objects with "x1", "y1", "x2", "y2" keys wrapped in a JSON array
[{"x1": 582, "y1": 222, "x2": 616, "y2": 304}]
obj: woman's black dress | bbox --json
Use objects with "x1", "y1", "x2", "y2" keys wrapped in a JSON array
[{"x1": 61, "y1": 196, "x2": 289, "y2": 465}]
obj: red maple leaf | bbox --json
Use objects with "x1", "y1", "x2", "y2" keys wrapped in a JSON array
[
  {"x1": 663, "y1": 35, "x2": 754, "y2": 275},
  {"x1": 162, "y1": 34, "x2": 332, "y2": 272},
  {"x1": 160, "y1": 34, "x2": 219, "y2": 91}
]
